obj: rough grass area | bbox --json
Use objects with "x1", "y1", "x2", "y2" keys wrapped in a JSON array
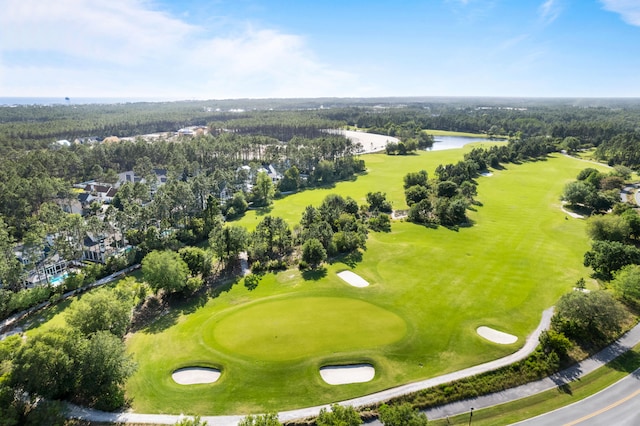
[{"x1": 123, "y1": 151, "x2": 610, "y2": 415}]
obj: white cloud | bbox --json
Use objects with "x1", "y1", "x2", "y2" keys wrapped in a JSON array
[
  {"x1": 601, "y1": 0, "x2": 640, "y2": 26},
  {"x1": 539, "y1": 0, "x2": 561, "y2": 24},
  {"x1": 0, "y1": 0, "x2": 360, "y2": 98}
]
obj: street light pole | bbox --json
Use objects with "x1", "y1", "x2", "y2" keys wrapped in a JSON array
[{"x1": 469, "y1": 407, "x2": 474, "y2": 426}]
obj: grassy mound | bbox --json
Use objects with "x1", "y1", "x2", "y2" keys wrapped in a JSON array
[{"x1": 208, "y1": 296, "x2": 406, "y2": 361}]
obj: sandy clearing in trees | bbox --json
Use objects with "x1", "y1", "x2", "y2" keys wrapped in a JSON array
[
  {"x1": 477, "y1": 326, "x2": 518, "y2": 344},
  {"x1": 332, "y1": 129, "x2": 399, "y2": 153},
  {"x1": 337, "y1": 271, "x2": 370, "y2": 288},
  {"x1": 319, "y1": 364, "x2": 375, "y2": 385},
  {"x1": 172, "y1": 367, "x2": 221, "y2": 385}
]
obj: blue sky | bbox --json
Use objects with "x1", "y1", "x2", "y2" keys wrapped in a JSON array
[{"x1": 1, "y1": 0, "x2": 639, "y2": 99}]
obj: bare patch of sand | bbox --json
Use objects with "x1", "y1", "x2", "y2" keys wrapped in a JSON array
[
  {"x1": 337, "y1": 271, "x2": 370, "y2": 288},
  {"x1": 480, "y1": 171, "x2": 493, "y2": 177},
  {"x1": 332, "y1": 129, "x2": 399, "y2": 153},
  {"x1": 477, "y1": 326, "x2": 518, "y2": 344},
  {"x1": 320, "y1": 364, "x2": 375, "y2": 385},
  {"x1": 172, "y1": 367, "x2": 221, "y2": 385}
]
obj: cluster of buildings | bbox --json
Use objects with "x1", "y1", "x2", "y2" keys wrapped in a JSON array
[{"x1": 11, "y1": 169, "x2": 168, "y2": 288}]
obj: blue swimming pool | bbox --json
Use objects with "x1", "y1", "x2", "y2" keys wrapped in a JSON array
[{"x1": 49, "y1": 272, "x2": 68, "y2": 286}]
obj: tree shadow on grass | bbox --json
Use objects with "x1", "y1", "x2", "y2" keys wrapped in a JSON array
[
  {"x1": 302, "y1": 267, "x2": 328, "y2": 281},
  {"x1": 134, "y1": 280, "x2": 236, "y2": 334},
  {"x1": 557, "y1": 383, "x2": 573, "y2": 395},
  {"x1": 332, "y1": 250, "x2": 363, "y2": 269},
  {"x1": 134, "y1": 293, "x2": 205, "y2": 335},
  {"x1": 20, "y1": 299, "x2": 73, "y2": 332},
  {"x1": 209, "y1": 278, "x2": 237, "y2": 298},
  {"x1": 564, "y1": 204, "x2": 593, "y2": 217},
  {"x1": 253, "y1": 205, "x2": 274, "y2": 216}
]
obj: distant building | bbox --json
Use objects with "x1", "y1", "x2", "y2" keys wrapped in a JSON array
[
  {"x1": 74, "y1": 136, "x2": 101, "y2": 145},
  {"x1": 116, "y1": 169, "x2": 167, "y2": 188}
]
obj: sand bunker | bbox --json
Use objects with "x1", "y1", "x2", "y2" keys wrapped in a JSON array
[
  {"x1": 477, "y1": 326, "x2": 518, "y2": 344},
  {"x1": 172, "y1": 367, "x2": 221, "y2": 385},
  {"x1": 337, "y1": 271, "x2": 369, "y2": 288},
  {"x1": 320, "y1": 364, "x2": 375, "y2": 385}
]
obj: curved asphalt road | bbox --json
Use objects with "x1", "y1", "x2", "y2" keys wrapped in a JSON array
[{"x1": 513, "y1": 367, "x2": 640, "y2": 426}]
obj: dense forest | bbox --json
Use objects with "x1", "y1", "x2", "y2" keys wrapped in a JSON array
[{"x1": 1, "y1": 97, "x2": 640, "y2": 295}]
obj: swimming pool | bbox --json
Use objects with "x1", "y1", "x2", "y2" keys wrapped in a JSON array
[{"x1": 49, "y1": 272, "x2": 68, "y2": 286}]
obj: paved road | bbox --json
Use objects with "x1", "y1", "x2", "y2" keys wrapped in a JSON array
[
  {"x1": 513, "y1": 368, "x2": 640, "y2": 426},
  {"x1": 621, "y1": 184, "x2": 640, "y2": 206},
  {"x1": 424, "y1": 321, "x2": 640, "y2": 421}
]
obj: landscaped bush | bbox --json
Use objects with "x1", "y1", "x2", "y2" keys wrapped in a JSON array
[{"x1": 387, "y1": 347, "x2": 562, "y2": 410}]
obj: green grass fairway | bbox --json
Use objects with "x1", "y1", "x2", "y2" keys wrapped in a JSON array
[
  {"x1": 209, "y1": 297, "x2": 406, "y2": 361},
  {"x1": 125, "y1": 151, "x2": 610, "y2": 415},
  {"x1": 233, "y1": 142, "x2": 503, "y2": 230}
]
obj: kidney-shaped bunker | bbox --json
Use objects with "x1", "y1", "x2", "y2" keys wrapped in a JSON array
[
  {"x1": 320, "y1": 364, "x2": 375, "y2": 385},
  {"x1": 172, "y1": 367, "x2": 221, "y2": 385}
]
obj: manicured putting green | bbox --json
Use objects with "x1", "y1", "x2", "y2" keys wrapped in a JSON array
[{"x1": 206, "y1": 297, "x2": 407, "y2": 361}]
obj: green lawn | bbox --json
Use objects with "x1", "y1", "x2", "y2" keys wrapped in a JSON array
[
  {"x1": 208, "y1": 296, "x2": 406, "y2": 361},
  {"x1": 125, "y1": 150, "x2": 609, "y2": 415},
  {"x1": 232, "y1": 142, "x2": 503, "y2": 230}
]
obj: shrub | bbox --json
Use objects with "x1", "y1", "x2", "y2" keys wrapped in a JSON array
[
  {"x1": 244, "y1": 274, "x2": 260, "y2": 290},
  {"x1": 185, "y1": 277, "x2": 204, "y2": 293},
  {"x1": 250, "y1": 260, "x2": 264, "y2": 273},
  {"x1": 552, "y1": 290, "x2": 628, "y2": 343}
]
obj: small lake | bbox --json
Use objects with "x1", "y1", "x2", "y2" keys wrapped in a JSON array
[{"x1": 427, "y1": 136, "x2": 496, "y2": 151}]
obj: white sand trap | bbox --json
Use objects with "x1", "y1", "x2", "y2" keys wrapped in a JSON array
[
  {"x1": 477, "y1": 326, "x2": 518, "y2": 344},
  {"x1": 172, "y1": 367, "x2": 221, "y2": 385},
  {"x1": 337, "y1": 270, "x2": 369, "y2": 288},
  {"x1": 320, "y1": 364, "x2": 375, "y2": 385},
  {"x1": 480, "y1": 171, "x2": 493, "y2": 177}
]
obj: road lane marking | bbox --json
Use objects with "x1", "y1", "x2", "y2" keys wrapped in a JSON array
[{"x1": 563, "y1": 388, "x2": 640, "y2": 426}]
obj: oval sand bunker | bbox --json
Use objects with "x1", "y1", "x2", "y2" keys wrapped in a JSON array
[
  {"x1": 477, "y1": 326, "x2": 518, "y2": 344},
  {"x1": 337, "y1": 271, "x2": 369, "y2": 288},
  {"x1": 320, "y1": 364, "x2": 375, "y2": 385},
  {"x1": 172, "y1": 367, "x2": 221, "y2": 385}
]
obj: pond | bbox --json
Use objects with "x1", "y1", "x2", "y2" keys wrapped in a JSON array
[{"x1": 427, "y1": 136, "x2": 499, "y2": 151}]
